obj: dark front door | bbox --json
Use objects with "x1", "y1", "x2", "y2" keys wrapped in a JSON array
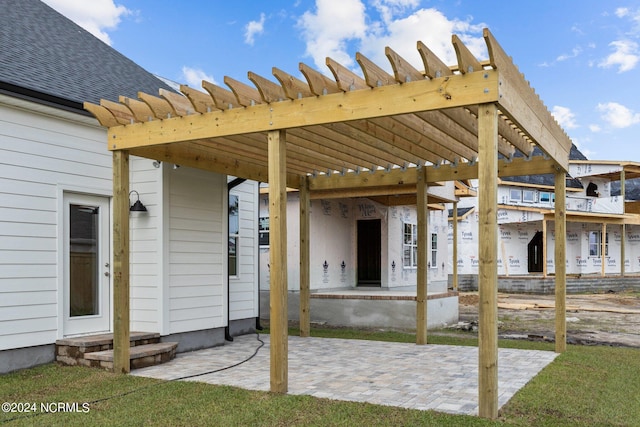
[
  {"x1": 528, "y1": 231, "x2": 544, "y2": 273},
  {"x1": 357, "y1": 219, "x2": 381, "y2": 286}
]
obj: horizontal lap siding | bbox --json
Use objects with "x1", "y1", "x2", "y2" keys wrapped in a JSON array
[
  {"x1": 0, "y1": 101, "x2": 109, "y2": 350},
  {"x1": 129, "y1": 157, "x2": 162, "y2": 332},
  {"x1": 229, "y1": 180, "x2": 259, "y2": 320},
  {"x1": 168, "y1": 168, "x2": 225, "y2": 334}
]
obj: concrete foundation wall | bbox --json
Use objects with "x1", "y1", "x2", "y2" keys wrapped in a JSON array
[
  {"x1": 0, "y1": 344, "x2": 55, "y2": 374},
  {"x1": 450, "y1": 274, "x2": 640, "y2": 294},
  {"x1": 260, "y1": 291, "x2": 458, "y2": 330}
]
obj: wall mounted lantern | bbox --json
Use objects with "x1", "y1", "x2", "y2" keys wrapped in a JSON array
[{"x1": 129, "y1": 190, "x2": 147, "y2": 212}]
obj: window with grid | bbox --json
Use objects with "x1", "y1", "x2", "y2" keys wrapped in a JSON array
[
  {"x1": 229, "y1": 194, "x2": 239, "y2": 277},
  {"x1": 430, "y1": 233, "x2": 437, "y2": 268},
  {"x1": 588, "y1": 231, "x2": 608, "y2": 257},
  {"x1": 403, "y1": 223, "x2": 417, "y2": 268}
]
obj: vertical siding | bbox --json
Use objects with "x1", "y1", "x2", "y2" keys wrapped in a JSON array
[
  {"x1": 229, "y1": 180, "x2": 259, "y2": 320},
  {"x1": 0, "y1": 100, "x2": 110, "y2": 350},
  {"x1": 168, "y1": 167, "x2": 225, "y2": 334}
]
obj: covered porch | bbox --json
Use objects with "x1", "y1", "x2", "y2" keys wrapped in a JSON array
[{"x1": 85, "y1": 28, "x2": 572, "y2": 419}]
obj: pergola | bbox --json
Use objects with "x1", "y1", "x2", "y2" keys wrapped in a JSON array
[{"x1": 85, "y1": 28, "x2": 570, "y2": 419}]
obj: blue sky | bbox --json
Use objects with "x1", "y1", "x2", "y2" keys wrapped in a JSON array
[{"x1": 44, "y1": 0, "x2": 640, "y2": 162}]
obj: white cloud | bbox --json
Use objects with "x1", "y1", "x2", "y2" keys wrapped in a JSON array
[
  {"x1": 556, "y1": 47, "x2": 582, "y2": 62},
  {"x1": 615, "y1": 7, "x2": 630, "y2": 18},
  {"x1": 245, "y1": 13, "x2": 266, "y2": 45},
  {"x1": 297, "y1": 0, "x2": 368, "y2": 69},
  {"x1": 552, "y1": 106, "x2": 578, "y2": 130},
  {"x1": 181, "y1": 66, "x2": 215, "y2": 88},
  {"x1": 372, "y1": 0, "x2": 420, "y2": 24},
  {"x1": 597, "y1": 102, "x2": 640, "y2": 128},
  {"x1": 297, "y1": 0, "x2": 485, "y2": 74},
  {"x1": 589, "y1": 124, "x2": 601, "y2": 133},
  {"x1": 42, "y1": 0, "x2": 130, "y2": 46},
  {"x1": 598, "y1": 40, "x2": 640, "y2": 72}
]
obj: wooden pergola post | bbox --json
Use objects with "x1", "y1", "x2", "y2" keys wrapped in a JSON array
[
  {"x1": 542, "y1": 219, "x2": 548, "y2": 277},
  {"x1": 452, "y1": 202, "x2": 458, "y2": 291},
  {"x1": 416, "y1": 166, "x2": 428, "y2": 344},
  {"x1": 621, "y1": 169, "x2": 626, "y2": 277},
  {"x1": 477, "y1": 103, "x2": 499, "y2": 419},
  {"x1": 113, "y1": 150, "x2": 130, "y2": 374},
  {"x1": 268, "y1": 130, "x2": 288, "y2": 393},
  {"x1": 554, "y1": 169, "x2": 567, "y2": 353},
  {"x1": 601, "y1": 223, "x2": 607, "y2": 277},
  {"x1": 299, "y1": 176, "x2": 311, "y2": 338}
]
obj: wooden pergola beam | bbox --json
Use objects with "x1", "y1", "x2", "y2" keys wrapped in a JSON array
[
  {"x1": 485, "y1": 29, "x2": 571, "y2": 170},
  {"x1": 107, "y1": 71, "x2": 500, "y2": 151},
  {"x1": 308, "y1": 156, "x2": 558, "y2": 192}
]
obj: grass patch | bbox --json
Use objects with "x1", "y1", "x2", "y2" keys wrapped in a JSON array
[{"x1": 1, "y1": 327, "x2": 638, "y2": 426}]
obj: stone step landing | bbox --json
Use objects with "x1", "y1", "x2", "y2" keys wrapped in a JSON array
[
  {"x1": 56, "y1": 332, "x2": 177, "y2": 371},
  {"x1": 84, "y1": 342, "x2": 178, "y2": 371}
]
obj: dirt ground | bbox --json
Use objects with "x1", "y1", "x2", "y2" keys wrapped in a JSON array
[{"x1": 457, "y1": 291, "x2": 640, "y2": 347}]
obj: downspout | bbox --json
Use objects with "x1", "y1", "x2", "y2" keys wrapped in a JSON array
[
  {"x1": 226, "y1": 177, "x2": 246, "y2": 342},
  {"x1": 256, "y1": 182, "x2": 263, "y2": 331}
]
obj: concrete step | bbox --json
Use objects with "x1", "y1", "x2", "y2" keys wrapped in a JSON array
[{"x1": 84, "y1": 342, "x2": 178, "y2": 371}]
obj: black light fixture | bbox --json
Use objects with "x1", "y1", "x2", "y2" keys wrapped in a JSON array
[{"x1": 129, "y1": 190, "x2": 147, "y2": 212}]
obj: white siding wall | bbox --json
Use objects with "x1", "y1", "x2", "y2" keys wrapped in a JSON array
[
  {"x1": 229, "y1": 180, "x2": 259, "y2": 320},
  {"x1": 0, "y1": 99, "x2": 110, "y2": 350},
  {"x1": 129, "y1": 158, "x2": 163, "y2": 332},
  {"x1": 167, "y1": 167, "x2": 226, "y2": 334}
]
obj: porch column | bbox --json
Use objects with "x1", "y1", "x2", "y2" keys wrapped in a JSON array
[
  {"x1": 554, "y1": 169, "x2": 567, "y2": 353},
  {"x1": 113, "y1": 150, "x2": 130, "y2": 374},
  {"x1": 416, "y1": 166, "x2": 428, "y2": 344},
  {"x1": 452, "y1": 202, "x2": 458, "y2": 291},
  {"x1": 268, "y1": 129, "x2": 288, "y2": 393},
  {"x1": 299, "y1": 175, "x2": 311, "y2": 337},
  {"x1": 478, "y1": 103, "x2": 498, "y2": 419}
]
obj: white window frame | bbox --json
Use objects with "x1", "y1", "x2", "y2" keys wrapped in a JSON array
[
  {"x1": 229, "y1": 194, "x2": 239, "y2": 277},
  {"x1": 430, "y1": 233, "x2": 438, "y2": 269},
  {"x1": 403, "y1": 222, "x2": 417, "y2": 268},
  {"x1": 540, "y1": 192, "x2": 551, "y2": 204},
  {"x1": 509, "y1": 188, "x2": 522, "y2": 202},
  {"x1": 588, "y1": 231, "x2": 608, "y2": 257},
  {"x1": 522, "y1": 190, "x2": 536, "y2": 203}
]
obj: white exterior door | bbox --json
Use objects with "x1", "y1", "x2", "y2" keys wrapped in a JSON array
[{"x1": 63, "y1": 193, "x2": 111, "y2": 336}]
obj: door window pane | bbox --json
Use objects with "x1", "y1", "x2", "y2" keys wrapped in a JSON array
[{"x1": 69, "y1": 205, "x2": 99, "y2": 317}]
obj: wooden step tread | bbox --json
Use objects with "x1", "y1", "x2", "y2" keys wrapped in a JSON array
[
  {"x1": 84, "y1": 342, "x2": 178, "y2": 362},
  {"x1": 56, "y1": 332, "x2": 160, "y2": 347}
]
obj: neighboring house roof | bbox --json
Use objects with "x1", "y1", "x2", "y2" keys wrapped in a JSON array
[
  {"x1": 500, "y1": 144, "x2": 586, "y2": 189},
  {"x1": 0, "y1": 0, "x2": 173, "y2": 114},
  {"x1": 447, "y1": 206, "x2": 474, "y2": 219}
]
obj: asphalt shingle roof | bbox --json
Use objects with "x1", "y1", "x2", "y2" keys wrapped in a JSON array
[
  {"x1": 0, "y1": 0, "x2": 173, "y2": 113},
  {"x1": 500, "y1": 144, "x2": 587, "y2": 189}
]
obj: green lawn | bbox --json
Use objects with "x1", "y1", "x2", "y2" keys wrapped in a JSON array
[{"x1": 1, "y1": 329, "x2": 639, "y2": 426}]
